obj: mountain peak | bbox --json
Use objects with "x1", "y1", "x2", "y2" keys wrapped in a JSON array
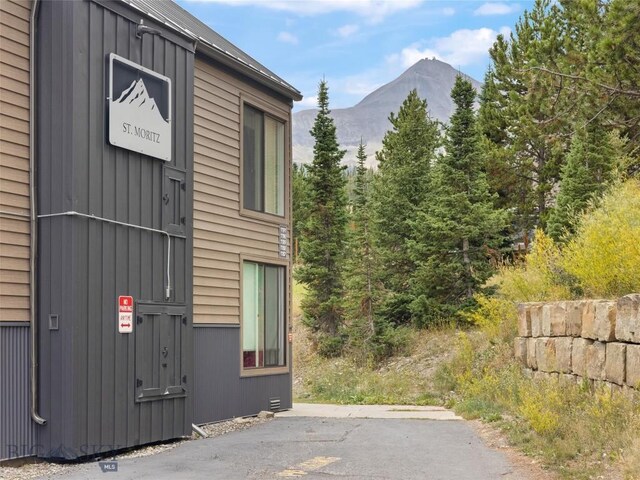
[{"x1": 293, "y1": 59, "x2": 481, "y2": 166}]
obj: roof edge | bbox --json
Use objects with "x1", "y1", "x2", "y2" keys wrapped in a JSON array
[
  {"x1": 195, "y1": 41, "x2": 303, "y2": 102},
  {"x1": 119, "y1": 0, "x2": 302, "y2": 102}
]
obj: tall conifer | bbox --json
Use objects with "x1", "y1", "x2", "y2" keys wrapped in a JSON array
[
  {"x1": 547, "y1": 127, "x2": 618, "y2": 241},
  {"x1": 411, "y1": 76, "x2": 506, "y2": 322},
  {"x1": 296, "y1": 80, "x2": 348, "y2": 349},
  {"x1": 372, "y1": 90, "x2": 440, "y2": 324},
  {"x1": 345, "y1": 141, "x2": 377, "y2": 341}
]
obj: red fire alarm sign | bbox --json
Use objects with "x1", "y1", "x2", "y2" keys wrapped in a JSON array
[{"x1": 118, "y1": 296, "x2": 134, "y2": 333}]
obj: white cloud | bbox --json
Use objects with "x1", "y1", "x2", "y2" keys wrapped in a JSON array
[
  {"x1": 474, "y1": 2, "x2": 520, "y2": 16},
  {"x1": 277, "y1": 31, "x2": 298, "y2": 44},
  {"x1": 296, "y1": 95, "x2": 318, "y2": 108},
  {"x1": 190, "y1": 0, "x2": 424, "y2": 23},
  {"x1": 395, "y1": 26, "x2": 511, "y2": 68},
  {"x1": 442, "y1": 7, "x2": 455, "y2": 16},
  {"x1": 336, "y1": 24, "x2": 359, "y2": 38}
]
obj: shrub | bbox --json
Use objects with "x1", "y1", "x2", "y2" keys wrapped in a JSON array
[
  {"x1": 561, "y1": 179, "x2": 640, "y2": 298},
  {"x1": 316, "y1": 333, "x2": 346, "y2": 358},
  {"x1": 494, "y1": 229, "x2": 572, "y2": 302},
  {"x1": 462, "y1": 295, "x2": 518, "y2": 344}
]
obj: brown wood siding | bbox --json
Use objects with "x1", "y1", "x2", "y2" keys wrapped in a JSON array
[
  {"x1": 193, "y1": 59, "x2": 291, "y2": 324},
  {"x1": 0, "y1": 0, "x2": 30, "y2": 322}
]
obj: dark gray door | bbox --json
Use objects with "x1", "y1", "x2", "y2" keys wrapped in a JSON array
[{"x1": 135, "y1": 304, "x2": 188, "y2": 402}]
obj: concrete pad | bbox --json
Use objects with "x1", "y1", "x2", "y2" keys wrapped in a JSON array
[{"x1": 277, "y1": 403, "x2": 463, "y2": 420}]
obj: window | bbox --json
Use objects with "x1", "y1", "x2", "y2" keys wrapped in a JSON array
[
  {"x1": 242, "y1": 261, "x2": 286, "y2": 369},
  {"x1": 243, "y1": 104, "x2": 285, "y2": 216}
]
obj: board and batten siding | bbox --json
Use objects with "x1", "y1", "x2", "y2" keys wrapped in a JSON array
[
  {"x1": 0, "y1": 0, "x2": 31, "y2": 323},
  {"x1": 193, "y1": 58, "x2": 291, "y2": 324}
]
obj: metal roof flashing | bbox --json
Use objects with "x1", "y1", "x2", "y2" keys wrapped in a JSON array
[{"x1": 120, "y1": 0, "x2": 302, "y2": 102}]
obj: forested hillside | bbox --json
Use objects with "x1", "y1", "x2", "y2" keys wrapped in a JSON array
[{"x1": 294, "y1": 0, "x2": 639, "y2": 357}]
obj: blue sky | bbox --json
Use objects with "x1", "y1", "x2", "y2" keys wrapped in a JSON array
[{"x1": 178, "y1": 1, "x2": 533, "y2": 110}]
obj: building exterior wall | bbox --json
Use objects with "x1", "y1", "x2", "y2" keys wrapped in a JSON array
[
  {"x1": 193, "y1": 325, "x2": 291, "y2": 424},
  {"x1": 35, "y1": 0, "x2": 194, "y2": 459},
  {"x1": 193, "y1": 57, "x2": 292, "y2": 325},
  {"x1": 0, "y1": 325, "x2": 36, "y2": 460},
  {"x1": 0, "y1": 0, "x2": 31, "y2": 323},
  {"x1": 0, "y1": 0, "x2": 296, "y2": 460},
  {"x1": 192, "y1": 57, "x2": 293, "y2": 424}
]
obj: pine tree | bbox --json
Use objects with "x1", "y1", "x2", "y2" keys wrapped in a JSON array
[
  {"x1": 295, "y1": 80, "x2": 348, "y2": 352},
  {"x1": 547, "y1": 127, "x2": 618, "y2": 241},
  {"x1": 292, "y1": 163, "x2": 311, "y2": 262},
  {"x1": 478, "y1": 0, "x2": 576, "y2": 242},
  {"x1": 344, "y1": 141, "x2": 378, "y2": 345},
  {"x1": 479, "y1": 0, "x2": 640, "y2": 246},
  {"x1": 411, "y1": 76, "x2": 507, "y2": 323},
  {"x1": 371, "y1": 90, "x2": 440, "y2": 325}
]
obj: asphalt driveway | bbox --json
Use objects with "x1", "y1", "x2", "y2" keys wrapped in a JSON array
[{"x1": 39, "y1": 404, "x2": 530, "y2": 480}]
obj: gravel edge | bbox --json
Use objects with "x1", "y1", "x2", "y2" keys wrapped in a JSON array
[{"x1": 0, "y1": 415, "x2": 274, "y2": 480}]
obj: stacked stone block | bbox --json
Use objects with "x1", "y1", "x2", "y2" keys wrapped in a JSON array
[{"x1": 514, "y1": 294, "x2": 640, "y2": 390}]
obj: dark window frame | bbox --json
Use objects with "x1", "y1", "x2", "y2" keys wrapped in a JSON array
[
  {"x1": 239, "y1": 256, "x2": 290, "y2": 377},
  {"x1": 240, "y1": 96, "x2": 289, "y2": 223}
]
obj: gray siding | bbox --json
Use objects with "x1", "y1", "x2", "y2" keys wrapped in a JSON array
[
  {"x1": 0, "y1": 324, "x2": 36, "y2": 460},
  {"x1": 35, "y1": 0, "x2": 194, "y2": 459},
  {"x1": 193, "y1": 325, "x2": 291, "y2": 425}
]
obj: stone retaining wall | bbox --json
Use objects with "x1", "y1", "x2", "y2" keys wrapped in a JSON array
[{"x1": 514, "y1": 294, "x2": 640, "y2": 390}]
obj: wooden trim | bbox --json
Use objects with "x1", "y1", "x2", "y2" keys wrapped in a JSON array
[
  {"x1": 239, "y1": 254, "x2": 291, "y2": 377},
  {"x1": 239, "y1": 93, "x2": 291, "y2": 224}
]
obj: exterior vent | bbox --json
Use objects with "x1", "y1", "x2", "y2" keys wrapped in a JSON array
[{"x1": 269, "y1": 397, "x2": 281, "y2": 411}]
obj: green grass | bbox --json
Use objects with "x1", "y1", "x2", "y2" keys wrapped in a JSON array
[{"x1": 295, "y1": 355, "x2": 442, "y2": 405}]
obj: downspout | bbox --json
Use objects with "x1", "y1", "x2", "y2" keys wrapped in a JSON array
[{"x1": 30, "y1": 0, "x2": 46, "y2": 426}]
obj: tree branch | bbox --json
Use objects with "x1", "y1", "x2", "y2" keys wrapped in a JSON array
[{"x1": 519, "y1": 66, "x2": 640, "y2": 98}]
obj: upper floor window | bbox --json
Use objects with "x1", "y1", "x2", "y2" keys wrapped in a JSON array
[{"x1": 243, "y1": 104, "x2": 285, "y2": 216}]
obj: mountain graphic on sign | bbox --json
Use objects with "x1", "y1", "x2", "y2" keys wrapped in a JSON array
[
  {"x1": 114, "y1": 79, "x2": 168, "y2": 124},
  {"x1": 109, "y1": 75, "x2": 171, "y2": 161}
]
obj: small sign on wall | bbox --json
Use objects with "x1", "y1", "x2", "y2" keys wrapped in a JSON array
[
  {"x1": 108, "y1": 53, "x2": 172, "y2": 161},
  {"x1": 118, "y1": 296, "x2": 134, "y2": 334},
  {"x1": 279, "y1": 225, "x2": 289, "y2": 258}
]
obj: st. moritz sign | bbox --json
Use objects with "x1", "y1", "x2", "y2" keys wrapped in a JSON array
[{"x1": 108, "y1": 53, "x2": 171, "y2": 161}]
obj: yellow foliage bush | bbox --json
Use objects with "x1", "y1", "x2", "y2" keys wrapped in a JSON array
[
  {"x1": 495, "y1": 229, "x2": 572, "y2": 302},
  {"x1": 517, "y1": 380, "x2": 562, "y2": 435},
  {"x1": 463, "y1": 295, "x2": 518, "y2": 343},
  {"x1": 491, "y1": 179, "x2": 640, "y2": 301},
  {"x1": 561, "y1": 179, "x2": 640, "y2": 298}
]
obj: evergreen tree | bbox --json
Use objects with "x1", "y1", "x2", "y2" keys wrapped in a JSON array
[
  {"x1": 479, "y1": 0, "x2": 576, "y2": 242},
  {"x1": 371, "y1": 90, "x2": 440, "y2": 325},
  {"x1": 547, "y1": 127, "x2": 618, "y2": 241},
  {"x1": 295, "y1": 80, "x2": 348, "y2": 352},
  {"x1": 344, "y1": 141, "x2": 378, "y2": 345},
  {"x1": 411, "y1": 76, "x2": 507, "y2": 323},
  {"x1": 479, "y1": 0, "x2": 640, "y2": 245},
  {"x1": 292, "y1": 163, "x2": 311, "y2": 263}
]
